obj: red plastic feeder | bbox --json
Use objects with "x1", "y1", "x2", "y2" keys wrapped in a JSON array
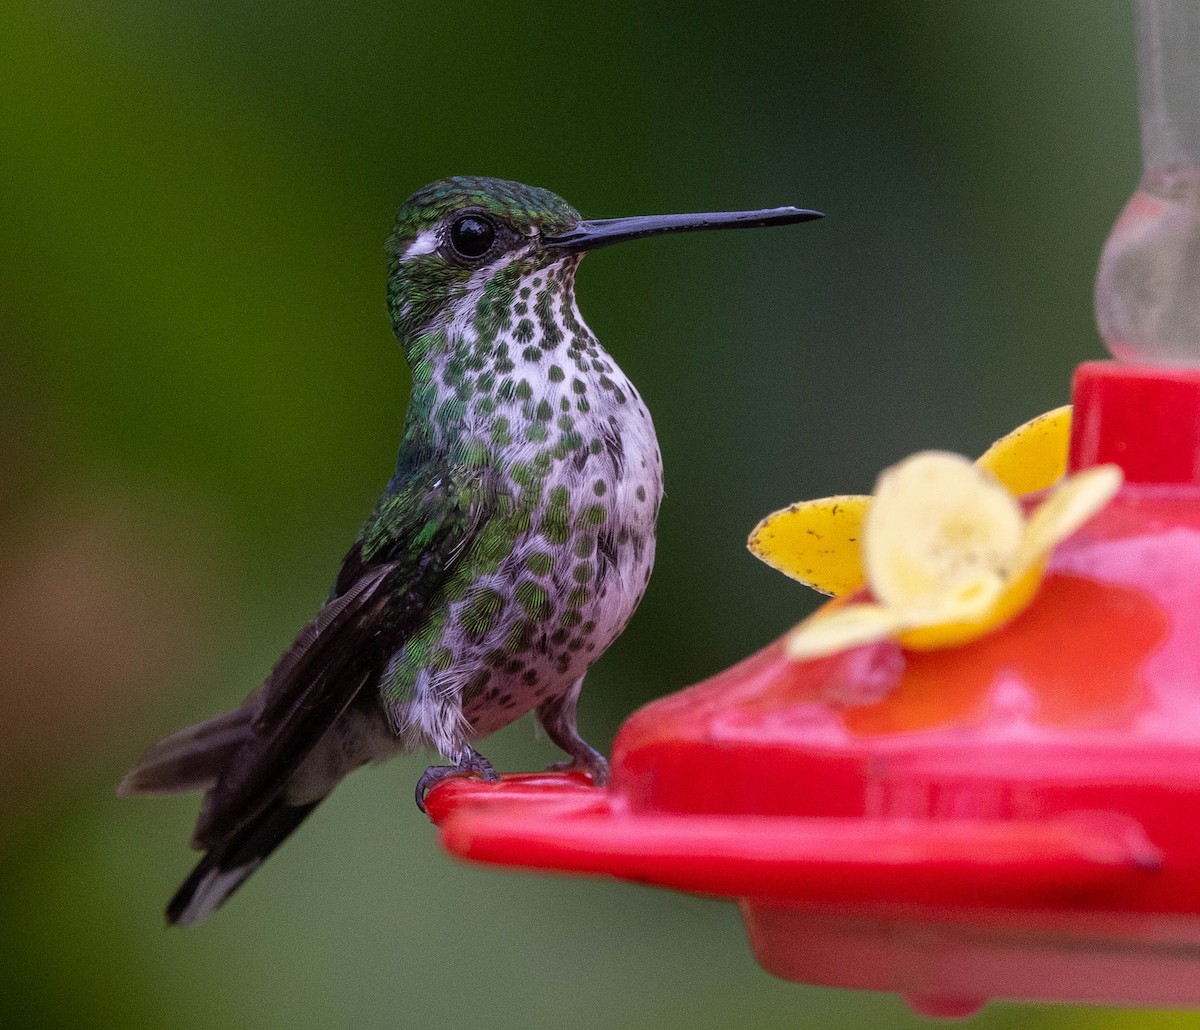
[{"x1": 427, "y1": 362, "x2": 1200, "y2": 1015}]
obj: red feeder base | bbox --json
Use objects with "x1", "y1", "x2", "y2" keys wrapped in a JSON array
[{"x1": 427, "y1": 362, "x2": 1200, "y2": 1014}]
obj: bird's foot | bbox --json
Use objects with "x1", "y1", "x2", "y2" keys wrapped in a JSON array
[
  {"x1": 415, "y1": 746, "x2": 500, "y2": 813},
  {"x1": 544, "y1": 745, "x2": 610, "y2": 787}
]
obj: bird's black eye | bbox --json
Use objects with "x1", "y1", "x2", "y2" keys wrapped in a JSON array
[{"x1": 449, "y1": 215, "x2": 496, "y2": 259}]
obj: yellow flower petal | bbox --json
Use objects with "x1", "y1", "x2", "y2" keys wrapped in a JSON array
[
  {"x1": 897, "y1": 561, "x2": 1044, "y2": 650},
  {"x1": 747, "y1": 495, "x2": 871, "y2": 597},
  {"x1": 976, "y1": 405, "x2": 1072, "y2": 495},
  {"x1": 865, "y1": 452, "x2": 1024, "y2": 611},
  {"x1": 1015, "y1": 464, "x2": 1123, "y2": 572},
  {"x1": 786, "y1": 602, "x2": 907, "y2": 660}
]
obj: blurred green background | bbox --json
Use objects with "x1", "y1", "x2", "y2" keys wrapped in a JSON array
[{"x1": 1, "y1": 1, "x2": 1190, "y2": 1027}]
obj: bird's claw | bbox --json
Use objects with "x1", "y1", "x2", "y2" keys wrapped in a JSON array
[
  {"x1": 415, "y1": 747, "x2": 500, "y2": 813},
  {"x1": 544, "y1": 750, "x2": 610, "y2": 787}
]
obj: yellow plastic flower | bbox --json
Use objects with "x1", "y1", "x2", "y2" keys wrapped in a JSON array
[
  {"x1": 745, "y1": 405, "x2": 1122, "y2": 659},
  {"x1": 748, "y1": 406, "x2": 1073, "y2": 598},
  {"x1": 975, "y1": 404, "x2": 1073, "y2": 495},
  {"x1": 781, "y1": 451, "x2": 1121, "y2": 659}
]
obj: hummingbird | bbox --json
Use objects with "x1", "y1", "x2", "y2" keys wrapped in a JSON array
[{"x1": 119, "y1": 176, "x2": 822, "y2": 925}]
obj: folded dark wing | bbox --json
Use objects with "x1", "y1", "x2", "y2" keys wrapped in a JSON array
[
  {"x1": 192, "y1": 457, "x2": 485, "y2": 853},
  {"x1": 192, "y1": 562, "x2": 398, "y2": 849}
]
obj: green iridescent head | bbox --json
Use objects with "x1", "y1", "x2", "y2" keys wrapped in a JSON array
[
  {"x1": 385, "y1": 175, "x2": 823, "y2": 347},
  {"x1": 385, "y1": 176, "x2": 582, "y2": 345}
]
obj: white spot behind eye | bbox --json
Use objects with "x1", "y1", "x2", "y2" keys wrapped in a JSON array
[{"x1": 403, "y1": 228, "x2": 441, "y2": 261}]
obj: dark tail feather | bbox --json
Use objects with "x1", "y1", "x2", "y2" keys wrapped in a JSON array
[
  {"x1": 166, "y1": 796, "x2": 319, "y2": 927},
  {"x1": 117, "y1": 706, "x2": 252, "y2": 797}
]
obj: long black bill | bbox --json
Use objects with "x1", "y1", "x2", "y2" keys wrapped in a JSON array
[{"x1": 545, "y1": 206, "x2": 823, "y2": 253}]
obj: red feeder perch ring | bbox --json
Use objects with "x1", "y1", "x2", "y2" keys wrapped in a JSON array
[{"x1": 427, "y1": 361, "x2": 1200, "y2": 1015}]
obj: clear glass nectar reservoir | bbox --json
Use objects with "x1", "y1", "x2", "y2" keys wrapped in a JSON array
[{"x1": 1096, "y1": 0, "x2": 1200, "y2": 363}]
